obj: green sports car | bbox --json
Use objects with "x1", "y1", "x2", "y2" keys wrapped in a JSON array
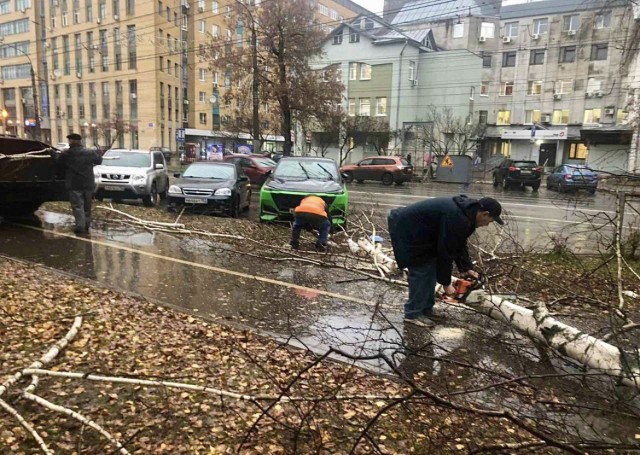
[{"x1": 259, "y1": 157, "x2": 348, "y2": 227}]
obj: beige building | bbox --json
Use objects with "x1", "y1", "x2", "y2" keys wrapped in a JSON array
[{"x1": 0, "y1": 0, "x2": 367, "y2": 152}]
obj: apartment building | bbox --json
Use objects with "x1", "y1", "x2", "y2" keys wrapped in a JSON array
[
  {"x1": 384, "y1": 0, "x2": 638, "y2": 172},
  {"x1": 0, "y1": 0, "x2": 366, "y2": 152}
]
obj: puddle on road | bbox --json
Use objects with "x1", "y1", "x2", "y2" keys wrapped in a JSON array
[{"x1": 0, "y1": 210, "x2": 638, "y2": 444}]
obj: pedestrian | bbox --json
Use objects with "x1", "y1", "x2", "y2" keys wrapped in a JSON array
[
  {"x1": 289, "y1": 195, "x2": 331, "y2": 251},
  {"x1": 406, "y1": 153, "x2": 412, "y2": 165},
  {"x1": 58, "y1": 133, "x2": 102, "y2": 235},
  {"x1": 388, "y1": 195, "x2": 504, "y2": 327}
]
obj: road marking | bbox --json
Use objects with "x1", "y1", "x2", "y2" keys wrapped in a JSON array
[
  {"x1": 15, "y1": 224, "x2": 390, "y2": 309},
  {"x1": 348, "y1": 190, "x2": 621, "y2": 215},
  {"x1": 349, "y1": 200, "x2": 639, "y2": 228}
]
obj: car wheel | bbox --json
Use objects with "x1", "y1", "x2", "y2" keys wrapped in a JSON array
[
  {"x1": 356, "y1": 179, "x2": 364, "y2": 184},
  {"x1": 159, "y1": 180, "x2": 169, "y2": 200},
  {"x1": 531, "y1": 183, "x2": 540, "y2": 192},
  {"x1": 492, "y1": 175, "x2": 499, "y2": 187},
  {"x1": 143, "y1": 182, "x2": 158, "y2": 207},
  {"x1": 588, "y1": 188, "x2": 597, "y2": 195},
  {"x1": 381, "y1": 173, "x2": 394, "y2": 186},
  {"x1": 501, "y1": 177, "x2": 509, "y2": 190},
  {"x1": 230, "y1": 197, "x2": 240, "y2": 218},
  {"x1": 243, "y1": 191, "x2": 251, "y2": 211},
  {"x1": 557, "y1": 182, "x2": 565, "y2": 193},
  {"x1": 343, "y1": 171, "x2": 354, "y2": 184}
]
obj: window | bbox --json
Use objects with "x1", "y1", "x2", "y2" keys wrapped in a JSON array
[
  {"x1": 502, "y1": 51, "x2": 516, "y2": 67},
  {"x1": 591, "y1": 43, "x2": 608, "y2": 61},
  {"x1": 158, "y1": 56, "x2": 163, "y2": 71},
  {"x1": 375, "y1": 97, "x2": 387, "y2": 116},
  {"x1": 359, "y1": 98, "x2": 370, "y2": 116},
  {"x1": 552, "y1": 109, "x2": 569, "y2": 124},
  {"x1": 212, "y1": 24, "x2": 220, "y2": 38},
  {"x1": 583, "y1": 108, "x2": 602, "y2": 124},
  {"x1": 333, "y1": 30, "x2": 343, "y2": 45},
  {"x1": 199, "y1": 20, "x2": 205, "y2": 33},
  {"x1": 555, "y1": 79, "x2": 573, "y2": 94},
  {"x1": 0, "y1": 41, "x2": 29, "y2": 58},
  {"x1": 127, "y1": 25, "x2": 136, "y2": 69},
  {"x1": 224, "y1": 5, "x2": 231, "y2": 17},
  {"x1": 594, "y1": 11, "x2": 611, "y2": 29},
  {"x1": 16, "y1": 0, "x2": 31, "y2": 9},
  {"x1": 1, "y1": 64, "x2": 30, "y2": 80},
  {"x1": 586, "y1": 77, "x2": 602, "y2": 93},
  {"x1": 408, "y1": 61, "x2": 416, "y2": 82},
  {"x1": 500, "y1": 81, "x2": 514, "y2": 96},
  {"x1": 157, "y1": 0, "x2": 162, "y2": 14},
  {"x1": 497, "y1": 110, "x2": 511, "y2": 125},
  {"x1": 349, "y1": 31, "x2": 359, "y2": 43},
  {"x1": 478, "y1": 110, "x2": 488, "y2": 124},
  {"x1": 98, "y1": 0, "x2": 106, "y2": 19},
  {"x1": 453, "y1": 22, "x2": 464, "y2": 38},
  {"x1": 480, "y1": 22, "x2": 494, "y2": 38},
  {"x1": 501, "y1": 142, "x2": 512, "y2": 156},
  {"x1": 348, "y1": 62, "x2": 357, "y2": 80},
  {"x1": 0, "y1": 19, "x2": 29, "y2": 36},
  {"x1": 527, "y1": 80, "x2": 543, "y2": 95},
  {"x1": 569, "y1": 143, "x2": 588, "y2": 159},
  {"x1": 126, "y1": 0, "x2": 134, "y2": 15},
  {"x1": 86, "y1": 0, "x2": 93, "y2": 21},
  {"x1": 559, "y1": 46, "x2": 576, "y2": 63},
  {"x1": 617, "y1": 109, "x2": 629, "y2": 124},
  {"x1": 330, "y1": 8, "x2": 337, "y2": 20},
  {"x1": 563, "y1": 15, "x2": 579, "y2": 32},
  {"x1": 480, "y1": 82, "x2": 489, "y2": 96},
  {"x1": 482, "y1": 52, "x2": 492, "y2": 68},
  {"x1": 504, "y1": 21, "x2": 518, "y2": 38},
  {"x1": 199, "y1": 112, "x2": 207, "y2": 124},
  {"x1": 360, "y1": 63, "x2": 371, "y2": 80},
  {"x1": 525, "y1": 110, "x2": 541, "y2": 124},
  {"x1": 198, "y1": 0, "x2": 205, "y2": 10},
  {"x1": 211, "y1": 1, "x2": 218, "y2": 13},
  {"x1": 530, "y1": 49, "x2": 545, "y2": 65},
  {"x1": 318, "y1": 3, "x2": 328, "y2": 16},
  {"x1": 199, "y1": 91, "x2": 206, "y2": 103},
  {"x1": 533, "y1": 18, "x2": 548, "y2": 35},
  {"x1": 199, "y1": 68, "x2": 206, "y2": 81},
  {"x1": 348, "y1": 98, "x2": 355, "y2": 116}
]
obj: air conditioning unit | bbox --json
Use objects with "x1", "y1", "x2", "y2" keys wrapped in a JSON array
[
  {"x1": 542, "y1": 115, "x2": 551, "y2": 123},
  {"x1": 595, "y1": 91, "x2": 604, "y2": 97},
  {"x1": 198, "y1": 6, "x2": 204, "y2": 11},
  {"x1": 96, "y1": 18, "x2": 101, "y2": 24},
  {"x1": 50, "y1": 74, "x2": 57, "y2": 80},
  {"x1": 567, "y1": 29, "x2": 577, "y2": 36},
  {"x1": 76, "y1": 72, "x2": 82, "y2": 78},
  {"x1": 52, "y1": 48, "x2": 59, "y2": 54},
  {"x1": 113, "y1": 14, "x2": 119, "y2": 21},
  {"x1": 478, "y1": 36, "x2": 486, "y2": 42},
  {"x1": 213, "y1": 82, "x2": 219, "y2": 88},
  {"x1": 532, "y1": 33, "x2": 540, "y2": 40},
  {"x1": 19, "y1": 8, "x2": 26, "y2": 13},
  {"x1": 605, "y1": 108, "x2": 615, "y2": 115},
  {"x1": 502, "y1": 36, "x2": 512, "y2": 43},
  {"x1": 553, "y1": 93, "x2": 562, "y2": 100},
  {"x1": 91, "y1": 44, "x2": 98, "y2": 49},
  {"x1": 585, "y1": 92, "x2": 593, "y2": 98},
  {"x1": 130, "y1": 93, "x2": 137, "y2": 99},
  {"x1": 411, "y1": 79, "x2": 418, "y2": 86},
  {"x1": 183, "y1": 99, "x2": 189, "y2": 104}
]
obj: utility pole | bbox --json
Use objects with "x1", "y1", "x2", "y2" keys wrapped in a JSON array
[
  {"x1": 251, "y1": 18, "x2": 260, "y2": 153},
  {"x1": 30, "y1": 66, "x2": 41, "y2": 142}
]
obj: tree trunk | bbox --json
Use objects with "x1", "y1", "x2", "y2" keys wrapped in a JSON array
[{"x1": 277, "y1": 34, "x2": 292, "y2": 156}]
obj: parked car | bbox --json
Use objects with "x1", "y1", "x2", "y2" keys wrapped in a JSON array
[
  {"x1": 167, "y1": 162, "x2": 251, "y2": 217},
  {"x1": 94, "y1": 149, "x2": 170, "y2": 207},
  {"x1": 150, "y1": 146, "x2": 173, "y2": 163},
  {"x1": 546, "y1": 164, "x2": 598, "y2": 194},
  {"x1": 340, "y1": 156, "x2": 413, "y2": 185},
  {"x1": 259, "y1": 157, "x2": 348, "y2": 227},
  {"x1": 223, "y1": 154, "x2": 276, "y2": 186},
  {"x1": 492, "y1": 159, "x2": 543, "y2": 190}
]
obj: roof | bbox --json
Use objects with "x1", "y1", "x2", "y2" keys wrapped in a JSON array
[
  {"x1": 501, "y1": 0, "x2": 628, "y2": 20},
  {"x1": 327, "y1": 16, "x2": 434, "y2": 50},
  {"x1": 391, "y1": 0, "x2": 501, "y2": 26}
]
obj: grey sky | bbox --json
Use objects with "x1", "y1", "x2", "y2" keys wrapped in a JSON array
[{"x1": 353, "y1": 0, "x2": 385, "y2": 14}]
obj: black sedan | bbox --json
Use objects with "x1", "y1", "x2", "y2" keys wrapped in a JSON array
[{"x1": 167, "y1": 162, "x2": 251, "y2": 217}]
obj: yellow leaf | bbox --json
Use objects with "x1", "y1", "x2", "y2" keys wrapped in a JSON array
[{"x1": 343, "y1": 411, "x2": 356, "y2": 420}]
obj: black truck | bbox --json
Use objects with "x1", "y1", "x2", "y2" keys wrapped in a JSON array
[{"x1": 0, "y1": 136, "x2": 67, "y2": 215}]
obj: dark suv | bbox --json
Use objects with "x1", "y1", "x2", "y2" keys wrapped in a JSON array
[{"x1": 493, "y1": 159, "x2": 543, "y2": 191}]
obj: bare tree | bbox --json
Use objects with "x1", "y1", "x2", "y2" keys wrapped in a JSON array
[
  {"x1": 415, "y1": 106, "x2": 486, "y2": 158},
  {"x1": 92, "y1": 114, "x2": 134, "y2": 149},
  {"x1": 207, "y1": 0, "x2": 343, "y2": 156}
]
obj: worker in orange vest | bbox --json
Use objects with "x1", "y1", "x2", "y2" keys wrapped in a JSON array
[{"x1": 290, "y1": 195, "x2": 331, "y2": 251}]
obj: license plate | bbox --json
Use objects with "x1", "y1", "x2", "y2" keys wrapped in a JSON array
[
  {"x1": 105, "y1": 185, "x2": 125, "y2": 191},
  {"x1": 520, "y1": 170, "x2": 532, "y2": 174},
  {"x1": 185, "y1": 197, "x2": 207, "y2": 204}
]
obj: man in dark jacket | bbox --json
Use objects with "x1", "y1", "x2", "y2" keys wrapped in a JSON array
[
  {"x1": 58, "y1": 133, "x2": 102, "y2": 234},
  {"x1": 388, "y1": 195, "x2": 504, "y2": 326}
]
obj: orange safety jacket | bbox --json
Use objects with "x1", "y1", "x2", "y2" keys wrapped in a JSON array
[{"x1": 294, "y1": 196, "x2": 328, "y2": 219}]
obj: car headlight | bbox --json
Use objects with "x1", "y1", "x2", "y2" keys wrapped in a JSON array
[
  {"x1": 168, "y1": 185, "x2": 182, "y2": 194},
  {"x1": 214, "y1": 188, "x2": 232, "y2": 196},
  {"x1": 94, "y1": 170, "x2": 101, "y2": 178},
  {"x1": 132, "y1": 174, "x2": 146, "y2": 183}
]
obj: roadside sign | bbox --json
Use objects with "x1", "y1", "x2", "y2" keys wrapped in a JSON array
[
  {"x1": 176, "y1": 128, "x2": 185, "y2": 142},
  {"x1": 440, "y1": 155, "x2": 454, "y2": 168}
]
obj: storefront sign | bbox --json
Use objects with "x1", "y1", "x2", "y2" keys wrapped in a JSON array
[{"x1": 501, "y1": 128, "x2": 568, "y2": 140}]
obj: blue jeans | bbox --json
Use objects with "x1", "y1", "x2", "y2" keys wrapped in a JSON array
[
  {"x1": 405, "y1": 260, "x2": 437, "y2": 319},
  {"x1": 290, "y1": 217, "x2": 331, "y2": 247}
]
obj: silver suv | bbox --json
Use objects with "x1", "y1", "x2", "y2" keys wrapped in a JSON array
[{"x1": 94, "y1": 149, "x2": 170, "y2": 207}]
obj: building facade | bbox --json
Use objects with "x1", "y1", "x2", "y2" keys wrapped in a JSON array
[{"x1": 0, "y1": 0, "x2": 366, "y2": 153}]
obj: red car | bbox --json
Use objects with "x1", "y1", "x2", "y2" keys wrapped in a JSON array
[
  {"x1": 223, "y1": 154, "x2": 277, "y2": 185},
  {"x1": 340, "y1": 156, "x2": 413, "y2": 185}
]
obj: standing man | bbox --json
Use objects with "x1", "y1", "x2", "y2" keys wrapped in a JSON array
[
  {"x1": 58, "y1": 133, "x2": 102, "y2": 234},
  {"x1": 388, "y1": 195, "x2": 504, "y2": 326},
  {"x1": 289, "y1": 195, "x2": 331, "y2": 251},
  {"x1": 406, "y1": 152, "x2": 412, "y2": 166}
]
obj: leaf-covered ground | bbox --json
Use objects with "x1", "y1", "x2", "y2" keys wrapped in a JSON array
[{"x1": 1, "y1": 257, "x2": 545, "y2": 454}]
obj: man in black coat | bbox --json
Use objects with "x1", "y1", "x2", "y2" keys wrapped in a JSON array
[
  {"x1": 58, "y1": 133, "x2": 102, "y2": 234},
  {"x1": 388, "y1": 195, "x2": 504, "y2": 326}
]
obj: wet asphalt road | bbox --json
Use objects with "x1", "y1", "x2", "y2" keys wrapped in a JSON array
[{"x1": 0, "y1": 182, "x2": 639, "y2": 441}]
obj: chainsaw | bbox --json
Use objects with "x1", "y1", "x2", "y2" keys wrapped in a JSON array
[{"x1": 439, "y1": 274, "x2": 486, "y2": 304}]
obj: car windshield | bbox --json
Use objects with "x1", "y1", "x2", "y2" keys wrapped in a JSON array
[
  {"x1": 102, "y1": 151, "x2": 150, "y2": 167},
  {"x1": 513, "y1": 161, "x2": 537, "y2": 167},
  {"x1": 183, "y1": 164, "x2": 235, "y2": 179},
  {"x1": 566, "y1": 165, "x2": 593, "y2": 172},
  {"x1": 274, "y1": 160, "x2": 339, "y2": 180},
  {"x1": 254, "y1": 158, "x2": 276, "y2": 168}
]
